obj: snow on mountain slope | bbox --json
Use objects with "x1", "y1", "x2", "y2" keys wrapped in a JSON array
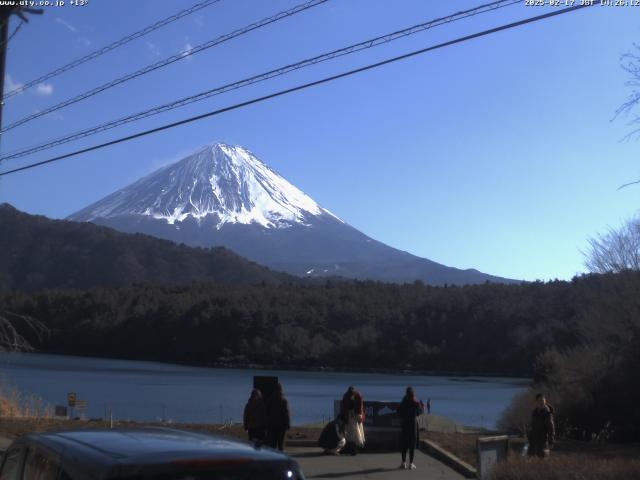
[
  {"x1": 68, "y1": 141, "x2": 518, "y2": 285},
  {"x1": 68, "y1": 142, "x2": 341, "y2": 229}
]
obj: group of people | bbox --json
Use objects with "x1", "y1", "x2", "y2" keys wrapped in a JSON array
[
  {"x1": 242, "y1": 382, "x2": 290, "y2": 451},
  {"x1": 318, "y1": 386, "x2": 426, "y2": 470},
  {"x1": 317, "y1": 386, "x2": 367, "y2": 456},
  {"x1": 245, "y1": 382, "x2": 556, "y2": 465}
]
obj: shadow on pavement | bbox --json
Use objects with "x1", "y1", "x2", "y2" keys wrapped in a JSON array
[
  {"x1": 289, "y1": 451, "x2": 327, "y2": 458},
  {"x1": 307, "y1": 468, "x2": 399, "y2": 478}
]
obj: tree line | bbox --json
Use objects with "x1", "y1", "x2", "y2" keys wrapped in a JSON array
[{"x1": 3, "y1": 271, "x2": 639, "y2": 443}]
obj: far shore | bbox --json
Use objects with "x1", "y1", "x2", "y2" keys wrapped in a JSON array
[{"x1": 4, "y1": 350, "x2": 534, "y2": 381}]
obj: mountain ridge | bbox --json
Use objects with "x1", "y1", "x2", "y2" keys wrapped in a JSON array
[
  {"x1": 68, "y1": 142, "x2": 518, "y2": 285},
  {"x1": 0, "y1": 203, "x2": 291, "y2": 292}
]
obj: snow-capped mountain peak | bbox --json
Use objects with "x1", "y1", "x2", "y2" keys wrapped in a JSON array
[{"x1": 69, "y1": 142, "x2": 341, "y2": 229}]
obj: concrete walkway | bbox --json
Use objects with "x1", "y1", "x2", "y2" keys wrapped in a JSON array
[
  {"x1": 0, "y1": 436, "x2": 13, "y2": 452},
  {"x1": 288, "y1": 447, "x2": 465, "y2": 480}
]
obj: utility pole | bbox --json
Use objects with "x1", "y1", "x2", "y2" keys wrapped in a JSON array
[
  {"x1": 0, "y1": 6, "x2": 43, "y2": 151},
  {"x1": 0, "y1": 7, "x2": 12, "y2": 138}
]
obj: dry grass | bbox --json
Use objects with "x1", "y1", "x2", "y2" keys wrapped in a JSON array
[
  {"x1": 489, "y1": 454, "x2": 640, "y2": 480},
  {"x1": 0, "y1": 385, "x2": 52, "y2": 419},
  {"x1": 423, "y1": 432, "x2": 640, "y2": 472},
  {"x1": 424, "y1": 431, "x2": 481, "y2": 467},
  {"x1": 0, "y1": 416, "x2": 320, "y2": 443}
]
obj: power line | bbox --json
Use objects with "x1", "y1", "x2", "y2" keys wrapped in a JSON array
[
  {"x1": 0, "y1": 20, "x2": 23, "y2": 49},
  {"x1": 0, "y1": 0, "x2": 520, "y2": 162},
  {"x1": 0, "y1": 3, "x2": 595, "y2": 178},
  {"x1": 2, "y1": 0, "x2": 222, "y2": 100},
  {"x1": 0, "y1": 0, "x2": 329, "y2": 133}
]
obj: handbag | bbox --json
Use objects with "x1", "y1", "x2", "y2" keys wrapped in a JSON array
[{"x1": 356, "y1": 421, "x2": 365, "y2": 447}]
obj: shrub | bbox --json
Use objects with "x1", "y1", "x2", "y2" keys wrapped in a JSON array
[{"x1": 489, "y1": 455, "x2": 640, "y2": 480}]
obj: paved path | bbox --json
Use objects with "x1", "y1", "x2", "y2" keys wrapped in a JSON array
[{"x1": 288, "y1": 447, "x2": 465, "y2": 480}]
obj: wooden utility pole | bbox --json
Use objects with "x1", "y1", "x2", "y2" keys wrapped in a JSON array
[
  {"x1": 0, "y1": 6, "x2": 42, "y2": 149},
  {"x1": 0, "y1": 7, "x2": 12, "y2": 135}
]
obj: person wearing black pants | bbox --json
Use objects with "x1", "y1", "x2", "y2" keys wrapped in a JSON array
[
  {"x1": 270, "y1": 427, "x2": 286, "y2": 451},
  {"x1": 397, "y1": 387, "x2": 423, "y2": 469},
  {"x1": 266, "y1": 382, "x2": 291, "y2": 451}
]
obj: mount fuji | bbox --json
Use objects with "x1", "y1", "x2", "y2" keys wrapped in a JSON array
[{"x1": 68, "y1": 142, "x2": 514, "y2": 285}]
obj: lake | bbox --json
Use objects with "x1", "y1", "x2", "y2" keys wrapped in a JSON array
[{"x1": 0, "y1": 353, "x2": 529, "y2": 429}]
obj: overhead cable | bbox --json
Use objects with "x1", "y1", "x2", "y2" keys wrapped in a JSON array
[
  {"x1": 0, "y1": 3, "x2": 596, "y2": 178},
  {"x1": 2, "y1": 0, "x2": 223, "y2": 99},
  {"x1": 0, "y1": 0, "x2": 329, "y2": 132},
  {"x1": 0, "y1": 0, "x2": 518, "y2": 161}
]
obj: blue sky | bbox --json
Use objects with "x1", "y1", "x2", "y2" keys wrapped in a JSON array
[{"x1": 0, "y1": 0, "x2": 638, "y2": 281}]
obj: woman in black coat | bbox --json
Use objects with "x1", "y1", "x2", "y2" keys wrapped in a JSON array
[
  {"x1": 266, "y1": 382, "x2": 291, "y2": 451},
  {"x1": 397, "y1": 387, "x2": 423, "y2": 469},
  {"x1": 243, "y1": 388, "x2": 267, "y2": 442}
]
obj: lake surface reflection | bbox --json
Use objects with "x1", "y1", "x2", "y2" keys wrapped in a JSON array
[{"x1": 0, "y1": 353, "x2": 529, "y2": 428}]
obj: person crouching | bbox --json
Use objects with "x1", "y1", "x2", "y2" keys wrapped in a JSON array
[{"x1": 318, "y1": 415, "x2": 347, "y2": 455}]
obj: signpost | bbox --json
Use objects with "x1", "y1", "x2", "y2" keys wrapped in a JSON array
[
  {"x1": 67, "y1": 393, "x2": 88, "y2": 419},
  {"x1": 333, "y1": 400, "x2": 402, "y2": 428},
  {"x1": 363, "y1": 401, "x2": 401, "y2": 428}
]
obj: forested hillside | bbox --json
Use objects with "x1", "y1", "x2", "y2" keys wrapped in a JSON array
[
  {"x1": 6, "y1": 272, "x2": 637, "y2": 377},
  {"x1": 0, "y1": 204, "x2": 290, "y2": 291}
]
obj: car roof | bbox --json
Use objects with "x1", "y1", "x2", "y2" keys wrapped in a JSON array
[{"x1": 19, "y1": 427, "x2": 294, "y2": 477}]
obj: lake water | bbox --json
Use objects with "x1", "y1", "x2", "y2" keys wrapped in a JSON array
[{"x1": 0, "y1": 353, "x2": 529, "y2": 429}]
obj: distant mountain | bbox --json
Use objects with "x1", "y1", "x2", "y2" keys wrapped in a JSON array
[
  {"x1": 0, "y1": 204, "x2": 289, "y2": 292},
  {"x1": 68, "y1": 142, "x2": 517, "y2": 285}
]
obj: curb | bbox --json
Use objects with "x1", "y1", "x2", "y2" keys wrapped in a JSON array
[{"x1": 419, "y1": 439, "x2": 477, "y2": 479}]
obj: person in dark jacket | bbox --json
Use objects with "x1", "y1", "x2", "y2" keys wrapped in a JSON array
[
  {"x1": 528, "y1": 393, "x2": 555, "y2": 457},
  {"x1": 397, "y1": 386, "x2": 423, "y2": 469},
  {"x1": 243, "y1": 388, "x2": 267, "y2": 442},
  {"x1": 318, "y1": 415, "x2": 346, "y2": 455},
  {"x1": 340, "y1": 386, "x2": 365, "y2": 456},
  {"x1": 266, "y1": 382, "x2": 291, "y2": 451}
]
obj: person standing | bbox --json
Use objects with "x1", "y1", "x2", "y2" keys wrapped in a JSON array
[
  {"x1": 340, "y1": 386, "x2": 365, "y2": 455},
  {"x1": 243, "y1": 388, "x2": 267, "y2": 442},
  {"x1": 528, "y1": 393, "x2": 555, "y2": 457},
  {"x1": 266, "y1": 382, "x2": 290, "y2": 451},
  {"x1": 397, "y1": 387, "x2": 423, "y2": 469},
  {"x1": 426, "y1": 398, "x2": 431, "y2": 415}
]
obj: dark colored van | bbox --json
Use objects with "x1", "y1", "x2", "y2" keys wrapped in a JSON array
[{"x1": 0, "y1": 427, "x2": 304, "y2": 480}]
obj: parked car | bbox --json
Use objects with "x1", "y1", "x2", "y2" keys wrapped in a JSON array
[{"x1": 0, "y1": 427, "x2": 304, "y2": 480}]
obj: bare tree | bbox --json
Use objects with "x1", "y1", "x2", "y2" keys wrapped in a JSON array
[
  {"x1": 0, "y1": 311, "x2": 48, "y2": 352},
  {"x1": 584, "y1": 217, "x2": 640, "y2": 273},
  {"x1": 615, "y1": 44, "x2": 640, "y2": 189},
  {"x1": 616, "y1": 44, "x2": 640, "y2": 135}
]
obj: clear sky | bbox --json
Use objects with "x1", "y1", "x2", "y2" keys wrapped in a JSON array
[{"x1": 0, "y1": 0, "x2": 639, "y2": 282}]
